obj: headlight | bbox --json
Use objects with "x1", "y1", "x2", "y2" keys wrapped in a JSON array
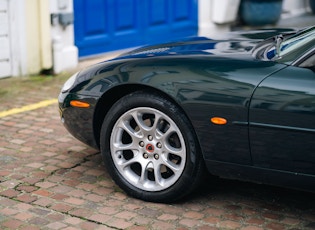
[{"x1": 61, "y1": 72, "x2": 79, "y2": 93}]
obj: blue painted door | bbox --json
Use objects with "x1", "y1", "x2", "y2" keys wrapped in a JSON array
[{"x1": 74, "y1": 0, "x2": 198, "y2": 57}]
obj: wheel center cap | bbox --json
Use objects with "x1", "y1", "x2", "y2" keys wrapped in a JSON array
[{"x1": 146, "y1": 144, "x2": 154, "y2": 153}]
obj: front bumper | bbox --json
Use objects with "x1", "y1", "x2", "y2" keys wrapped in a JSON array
[{"x1": 58, "y1": 92, "x2": 99, "y2": 149}]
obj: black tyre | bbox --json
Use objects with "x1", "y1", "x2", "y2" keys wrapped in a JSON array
[{"x1": 100, "y1": 91, "x2": 204, "y2": 202}]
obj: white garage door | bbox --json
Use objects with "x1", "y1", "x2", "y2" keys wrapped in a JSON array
[{"x1": 0, "y1": 0, "x2": 11, "y2": 78}]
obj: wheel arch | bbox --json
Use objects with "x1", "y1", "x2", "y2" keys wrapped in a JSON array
[{"x1": 93, "y1": 84, "x2": 202, "y2": 156}]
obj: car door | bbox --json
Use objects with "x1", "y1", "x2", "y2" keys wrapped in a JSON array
[{"x1": 249, "y1": 64, "x2": 315, "y2": 176}]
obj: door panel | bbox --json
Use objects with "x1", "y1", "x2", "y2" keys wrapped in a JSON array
[
  {"x1": 147, "y1": 0, "x2": 168, "y2": 26},
  {"x1": 145, "y1": 0, "x2": 197, "y2": 42},
  {"x1": 249, "y1": 66, "x2": 315, "y2": 175},
  {"x1": 84, "y1": 0, "x2": 108, "y2": 36},
  {"x1": 74, "y1": 0, "x2": 198, "y2": 56},
  {"x1": 74, "y1": 0, "x2": 111, "y2": 55},
  {"x1": 173, "y1": 0, "x2": 190, "y2": 22},
  {"x1": 113, "y1": 0, "x2": 138, "y2": 33}
]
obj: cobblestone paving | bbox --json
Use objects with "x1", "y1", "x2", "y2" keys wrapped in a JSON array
[{"x1": 1, "y1": 68, "x2": 315, "y2": 229}]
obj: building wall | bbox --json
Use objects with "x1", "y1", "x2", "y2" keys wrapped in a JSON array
[
  {"x1": 9, "y1": 0, "x2": 27, "y2": 77},
  {"x1": 198, "y1": 0, "x2": 239, "y2": 37},
  {"x1": 198, "y1": 0, "x2": 311, "y2": 37},
  {"x1": 25, "y1": 0, "x2": 52, "y2": 74},
  {"x1": 6, "y1": 0, "x2": 52, "y2": 77},
  {"x1": 3, "y1": 0, "x2": 313, "y2": 77},
  {"x1": 50, "y1": 0, "x2": 78, "y2": 74},
  {"x1": 0, "y1": 0, "x2": 11, "y2": 78},
  {"x1": 39, "y1": 0, "x2": 53, "y2": 70},
  {"x1": 25, "y1": 0, "x2": 41, "y2": 74},
  {"x1": 283, "y1": 0, "x2": 309, "y2": 15}
]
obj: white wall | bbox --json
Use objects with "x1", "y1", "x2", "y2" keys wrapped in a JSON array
[
  {"x1": 198, "y1": 0, "x2": 311, "y2": 38},
  {"x1": 283, "y1": 0, "x2": 309, "y2": 16},
  {"x1": 49, "y1": 0, "x2": 78, "y2": 74},
  {"x1": 198, "y1": 0, "x2": 228, "y2": 37},
  {"x1": 7, "y1": 0, "x2": 52, "y2": 77},
  {"x1": 8, "y1": 0, "x2": 27, "y2": 77},
  {"x1": 0, "y1": 0, "x2": 12, "y2": 78}
]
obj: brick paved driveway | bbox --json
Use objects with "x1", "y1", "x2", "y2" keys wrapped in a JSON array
[{"x1": 0, "y1": 67, "x2": 314, "y2": 230}]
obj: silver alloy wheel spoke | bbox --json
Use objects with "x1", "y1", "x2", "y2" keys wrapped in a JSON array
[
  {"x1": 113, "y1": 143, "x2": 134, "y2": 151},
  {"x1": 120, "y1": 119, "x2": 143, "y2": 139},
  {"x1": 130, "y1": 111, "x2": 146, "y2": 132},
  {"x1": 151, "y1": 114, "x2": 164, "y2": 137},
  {"x1": 154, "y1": 163, "x2": 163, "y2": 186},
  {"x1": 118, "y1": 153, "x2": 140, "y2": 167},
  {"x1": 160, "y1": 156, "x2": 181, "y2": 172},
  {"x1": 158, "y1": 125, "x2": 176, "y2": 140},
  {"x1": 165, "y1": 144, "x2": 184, "y2": 157},
  {"x1": 110, "y1": 107, "x2": 186, "y2": 192}
]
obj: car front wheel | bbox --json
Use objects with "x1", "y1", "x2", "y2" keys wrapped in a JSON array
[{"x1": 100, "y1": 91, "x2": 204, "y2": 202}]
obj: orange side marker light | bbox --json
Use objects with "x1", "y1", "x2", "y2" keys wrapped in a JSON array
[
  {"x1": 70, "y1": 100, "x2": 90, "y2": 108},
  {"x1": 211, "y1": 117, "x2": 227, "y2": 125}
]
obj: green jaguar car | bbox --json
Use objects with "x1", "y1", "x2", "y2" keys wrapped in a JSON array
[{"x1": 59, "y1": 26, "x2": 315, "y2": 202}]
